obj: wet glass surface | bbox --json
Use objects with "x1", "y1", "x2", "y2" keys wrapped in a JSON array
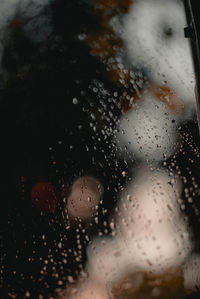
[{"x1": 1, "y1": 0, "x2": 200, "y2": 298}]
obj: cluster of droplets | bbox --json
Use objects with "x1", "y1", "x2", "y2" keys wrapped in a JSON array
[{"x1": 3, "y1": 0, "x2": 200, "y2": 298}]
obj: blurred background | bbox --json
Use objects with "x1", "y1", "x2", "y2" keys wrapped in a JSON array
[{"x1": 1, "y1": 0, "x2": 200, "y2": 298}]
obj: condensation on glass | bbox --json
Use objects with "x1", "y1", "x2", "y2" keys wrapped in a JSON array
[{"x1": 0, "y1": 0, "x2": 200, "y2": 299}]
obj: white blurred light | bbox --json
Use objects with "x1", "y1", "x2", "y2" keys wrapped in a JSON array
[
  {"x1": 116, "y1": 168, "x2": 192, "y2": 273},
  {"x1": 121, "y1": 0, "x2": 195, "y2": 118},
  {"x1": 65, "y1": 279, "x2": 109, "y2": 299},
  {"x1": 86, "y1": 236, "x2": 129, "y2": 285},
  {"x1": 115, "y1": 92, "x2": 178, "y2": 163},
  {"x1": 67, "y1": 176, "x2": 103, "y2": 220},
  {"x1": 85, "y1": 168, "x2": 191, "y2": 290}
]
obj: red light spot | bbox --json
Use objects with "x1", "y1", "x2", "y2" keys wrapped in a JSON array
[{"x1": 31, "y1": 182, "x2": 59, "y2": 213}]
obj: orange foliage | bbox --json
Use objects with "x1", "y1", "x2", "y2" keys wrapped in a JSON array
[
  {"x1": 95, "y1": 0, "x2": 134, "y2": 13},
  {"x1": 152, "y1": 85, "x2": 185, "y2": 114}
]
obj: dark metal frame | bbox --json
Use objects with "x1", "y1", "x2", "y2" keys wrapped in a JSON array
[{"x1": 184, "y1": 0, "x2": 200, "y2": 127}]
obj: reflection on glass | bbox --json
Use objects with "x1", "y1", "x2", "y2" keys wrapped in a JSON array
[{"x1": 1, "y1": 0, "x2": 200, "y2": 299}]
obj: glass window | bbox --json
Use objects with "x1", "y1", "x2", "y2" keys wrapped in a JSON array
[{"x1": 0, "y1": 1, "x2": 199, "y2": 298}]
